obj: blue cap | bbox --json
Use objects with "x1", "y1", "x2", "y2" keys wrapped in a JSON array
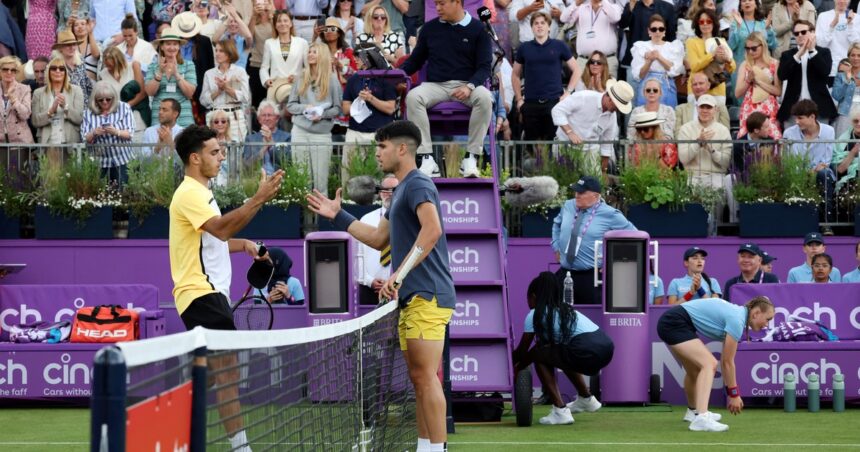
[
  {"x1": 762, "y1": 251, "x2": 777, "y2": 264},
  {"x1": 571, "y1": 176, "x2": 602, "y2": 193},
  {"x1": 738, "y1": 243, "x2": 762, "y2": 256},
  {"x1": 804, "y1": 232, "x2": 824, "y2": 245},
  {"x1": 683, "y1": 246, "x2": 708, "y2": 260}
]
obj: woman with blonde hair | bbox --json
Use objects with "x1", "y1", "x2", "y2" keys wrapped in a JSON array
[
  {"x1": 286, "y1": 42, "x2": 343, "y2": 193},
  {"x1": 31, "y1": 56, "x2": 85, "y2": 162},
  {"x1": 100, "y1": 46, "x2": 148, "y2": 135},
  {"x1": 355, "y1": 6, "x2": 404, "y2": 65},
  {"x1": 0, "y1": 56, "x2": 34, "y2": 145},
  {"x1": 209, "y1": 110, "x2": 234, "y2": 187},
  {"x1": 71, "y1": 15, "x2": 100, "y2": 79},
  {"x1": 735, "y1": 32, "x2": 781, "y2": 138},
  {"x1": 53, "y1": 29, "x2": 93, "y2": 103},
  {"x1": 80, "y1": 82, "x2": 135, "y2": 187},
  {"x1": 575, "y1": 51, "x2": 610, "y2": 93},
  {"x1": 260, "y1": 9, "x2": 309, "y2": 104},
  {"x1": 627, "y1": 78, "x2": 676, "y2": 139},
  {"x1": 831, "y1": 43, "x2": 860, "y2": 137},
  {"x1": 202, "y1": 39, "x2": 252, "y2": 141}
]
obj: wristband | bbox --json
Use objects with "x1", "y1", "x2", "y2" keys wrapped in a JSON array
[
  {"x1": 332, "y1": 209, "x2": 357, "y2": 231},
  {"x1": 683, "y1": 291, "x2": 694, "y2": 301},
  {"x1": 696, "y1": 287, "x2": 707, "y2": 297},
  {"x1": 726, "y1": 386, "x2": 740, "y2": 398}
]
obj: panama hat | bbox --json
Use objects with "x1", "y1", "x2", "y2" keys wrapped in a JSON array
[
  {"x1": 52, "y1": 30, "x2": 81, "y2": 50},
  {"x1": 605, "y1": 79, "x2": 634, "y2": 114},
  {"x1": 171, "y1": 12, "x2": 203, "y2": 38},
  {"x1": 631, "y1": 111, "x2": 666, "y2": 129},
  {"x1": 152, "y1": 26, "x2": 189, "y2": 45},
  {"x1": 324, "y1": 17, "x2": 344, "y2": 34},
  {"x1": 268, "y1": 78, "x2": 294, "y2": 104}
]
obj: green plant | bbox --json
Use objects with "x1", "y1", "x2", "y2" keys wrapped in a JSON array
[
  {"x1": 733, "y1": 152, "x2": 820, "y2": 204},
  {"x1": 214, "y1": 160, "x2": 311, "y2": 210},
  {"x1": 619, "y1": 159, "x2": 691, "y2": 210},
  {"x1": 0, "y1": 165, "x2": 35, "y2": 218},
  {"x1": 28, "y1": 156, "x2": 121, "y2": 224},
  {"x1": 124, "y1": 156, "x2": 179, "y2": 220},
  {"x1": 272, "y1": 160, "x2": 311, "y2": 208},
  {"x1": 343, "y1": 143, "x2": 382, "y2": 199},
  {"x1": 517, "y1": 144, "x2": 602, "y2": 214}
]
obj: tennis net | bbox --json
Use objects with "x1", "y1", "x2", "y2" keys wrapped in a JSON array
[{"x1": 91, "y1": 302, "x2": 414, "y2": 451}]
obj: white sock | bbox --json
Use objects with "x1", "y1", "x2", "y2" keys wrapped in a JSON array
[
  {"x1": 229, "y1": 430, "x2": 250, "y2": 451},
  {"x1": 417, "y1": 438, "x2": 431, "y2": 452},
  {"x1": 430, "y1": 442, "x2": 446, "y2": 452}
]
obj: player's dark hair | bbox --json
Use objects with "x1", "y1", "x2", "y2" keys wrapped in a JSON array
[
  {"x1": 175, "y1": 124, "x2": 218, "y2": 165},
  {"x1": 375, "y1": 120, "x2": 421, "y2": 154},
  {"x1": 529, "y1": 272, "x2": 576, "y2": 347}
]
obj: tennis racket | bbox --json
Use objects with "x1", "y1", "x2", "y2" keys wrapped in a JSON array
[
  {"x1": 232, "y1": 285, "x2": 274, "y2": 330},
  {"x1": 378, "y1": 246, "x2": 424, "y2": 306}
]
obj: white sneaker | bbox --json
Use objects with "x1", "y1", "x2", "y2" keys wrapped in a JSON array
[
  {"x1": 459, "y1": 153, "x2": 480, "y2": 178},
  {"x1": 683, "y1": 409, "x2": 722, "y2": 422},
  {"x1": 566, "y1": 396, "x2": 602, "y2": 413},
  {"x1": 689, "y1": 412, "x2": 729, "y2": 432},
  {"x1": 419, "y1": 155, "x2": 441, "y2": 178},
  {"x1": 539, "y1": 406, "x2": 575, "y2": 425}
]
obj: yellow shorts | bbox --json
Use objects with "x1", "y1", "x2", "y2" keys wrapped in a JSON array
[{"x1": 398, "y1": 295, "x2": 453, "y2": 351}]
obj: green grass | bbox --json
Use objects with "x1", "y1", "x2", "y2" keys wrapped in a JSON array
[{"x1": 2, "y1": 407, "x2": 860, "y2": 451}]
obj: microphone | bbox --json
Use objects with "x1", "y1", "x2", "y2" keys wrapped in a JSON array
[
  {"x1": 476, "y1": 6, "x2": 499, "y2": 41},
  {"x1": 501, "y1": 176, "x2": 559, "y2": 208},
  {"x1": 347, "y1": 175, "x2": 378, "y2": 206}
]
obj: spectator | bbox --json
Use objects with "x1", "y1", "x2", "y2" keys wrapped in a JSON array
[
  {"x1": 341, "y1": 67, "x2": 397, "y2": 187},
  {"x1": 512, "y1": 12, "x2": 581, "y2": 149},
  {"x1": 287, "y1": 42, "x2": 343, "y2": 193},
  {"x1": 323, "y1": 18, "x2": 358, "y2": 88},
  {"x1": 399, "y1": 0, "x2": 493, "y2": 178},
  {"x1": 727, "y1": 0, "x2": 777, "y2": 97},
  {"x1": 551, "y1": 176, "x2": 637, "y2": 305},
  {"x1": 90, "y1": 0, "x2": 138, "y2": 43},
  {"x1": 23, "y1": 56, "x2": 50, "y2": 93},
  {"x1": 552, "y1": 80, "x2": 634, "y2": 174},
  {"x1": 151, "y1": 0, "x2": 188, "y2": 33},
  {"x1": 783, "y1": 99, "x2": 837, "y2": 234},
  {"x1": 142, "y1": 98, "x2": 184, "y2": 157},
  {"x1": 833, "y1": 107, "x2": 860, "y2": 193},
  {"x1": 31, "y1": 56, "x2": 85, "y2": 163},
  {"x1": 0, "y1": 56, "x2": 34, "y2": 145},
  {"x1": 287, "y1": 0, "x2": 330, "y2": 42},
  {"x1": 210, "y1": 109, "x2": 236, "y2": 187},
  {"x1": 677, "y1": 0, "x2": 716, "y2": 43},
  {"x1": 787, "y1": 232, "x2": 842, "y2": 282},
  {"x1": 26, "y1": 0, "x2": 58, "y2": 61},
  {"x1": 735, "y1": 32, "x2": 782, "y2": 138},
  {"x1": 244, "y1": 99, "x2": 290, "y2": 174},
  {"x1": 356, "y1": 174, "x2": 399, "y2": 305},
  {"x1": 722, "y1": 243, "x2": 779, "y2": 301},
  {"x1": 172, "y1": 12, "x2": 216, "y2": 124},
  {"x1": 675, "y1": 72, "x2": 730, "y2": 136},
  {"x1": 359, "y1": 0, "x2": 408, "y2": 36},
  {"x1": 113, "y1": 14, "x2": 158, "y2": 72},
  {"x1": 356, "y1": 6, "x2": 405, "y2": 66},
  {"x1": 100, "y1": 47, "x2": 149, "y2": 135},
  {"x1": 55, "y1": 29, "x2": 94, "y2": 104},
  {"x1": 761, "y1": 250, "x2": 776, "y2": 274},
  {"x1": 248, "y1": 0, "x2": 276, "y2": 107},
  {"x1": 561, "y1": 0, "x2": 622, "y2": 79},
  {"x1": 213, "y1": 4, "x2": 254, "y2": 70},
  {"x1": 192, "y1": 0, "x2": 221, "y2": 39},
  {"x1": 811, "y1": 253, "x2": 839, "y2": 283},
  {"x1": 512, "y1": 0, "x2": 562, "y2": 44},
  {"x1": 145, "y1": 27, "x2": 198, "y2": 128},
  {"x1": 678, "y1": 94, "x2": 732, "y2": 191},
  {"x1": 627, "y1": 111, "x2": 678, "y2": 168},
  {"x1": 667, "y1": 247, "x2": 722, "y2": 304},
  {"x1": 631, "y1": 14, "x2": 684, "y2": 107},
  {"x1": 201, "y1": 39, "x2": 252, "y2": 141},
  {"x1": 627, "y1": 77, "x2": 676, "y2": 139},
  {"x1": 575, "y1": 51, "x2": 611, "y2": 93},
  {"x1": 58, "y1": 0, "x2": 92, "y2": 32},
  {"x1": 264, "y1": 247, "x2": 305, "y2": 304},
  {"x1": 650, "y1": 262, "x2": 665, "y2": 304},
  {"x1": 261, "y1": 10, "x2": 310, "y2": 104},
  {"x1": 619, "y1": 0, "x2": 676, "y2": 84},
  {"x1": 81, "y1": 82, "x2": 135, "y2": 186},
  {"x1": 333, "y1": 0, "x2": 366, "y2": 48},
  {"x1": 771, "y1": 0, "x2": 816, "y2": 56},
  {"x1": 777, "y1": 20, "x2": 835, "y2": 126},
  {"x1": 732, "y1": 111, "x2": 777, "y2": 174},
  {"x1": 831, "y1": 46, "x2": 860, "y2": 137},
  {"x1": 0, "y1": 3, "x2": 27, "y2": 61},
  {"x1": 686, "y1": 9, "x2": 735, "y2": 104},
  {"x1": 841, "y1": 242, "x2": 860, "y2": 282},
  {"x1": 71, "y1": 16, "x2": 100, "y2": 79},
  {"x1": 815, "y1": 0, "x2": 860, "y2": 78}
]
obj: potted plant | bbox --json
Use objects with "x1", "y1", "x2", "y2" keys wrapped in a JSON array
[
  {"x1": 124, "y1": 156, "x2": 179, "y2": 239},
  {"x1": 0, "y1": 166, "x2": 35, "y2": 239},
  {"x1": 619, "y1": 160, "x2": 712, "y2": 237},
  {"x1": 320, "y1": 143, "x2": 383, "y2": 231},
  {"x1": 733, "y1": 152, "x2": 820, "y2": 237},
  {"x1": 30, "y1": 156, "x2": 121, "y2": 239}
]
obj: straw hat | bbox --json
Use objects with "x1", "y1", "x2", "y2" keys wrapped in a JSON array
[
  {"x1": 605, "y1": 79, "x2": 634, "y2": 114},
  {"x1": 324, "y1": 17, "x2": 344, "y2": 34},
  {"x1": 270, "y1": 79, "x2": 294, "y2": 104},
  {"x1": 52, "y1": 30, "x2": 81, "y2": 50},
  {"x1": 152, "y1": 26, "x2": 189, "y2": 45},
  {"x1": 750, "y1": 66, "x2": 770, "y2": 104},
  {"x1": 631, "y1": 111, "x2": 666, "y2": 129},
  {"x1": 171, "y1": 12, "x2": 203, "y2": 38}
]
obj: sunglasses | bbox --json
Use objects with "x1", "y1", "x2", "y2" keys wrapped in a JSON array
[
  {"x1": 793, "y1": 29, "x2": 810, "y2": 36},
  {"x1": 212, "y1": 119, "x2": 229, "y2": 124},
  {"x1": 324, "y1": 26, "x2": 339, "y2": 32},
  {"x1": 0, "y1": 67, "x2": 17, "y2": 73},
  {"x1": 49, "y1": 66, "x2": 66, "y2": 72},
  {"x1": 649, "y1": 26, "x2": 666, "y2": 32},
  {"x1": 698, "y1": 18, "x2": 713, "y2": 25},
  {"x1": 745, "y1": 44, "x2": 761, "y2": 52},
  {"x1": 372, "y1": 14, "x2": 387, "y2": 20},
  {"x1": 638, "y1": 125, "x2": 657, "y2": 132},
  {"x1": 96, "y1": 97, "x2": 113, "y2": 103},
  {"x1": 644, "y1": 88, "x2": 660, "y2": 93},
  {"x1": 587, "y1": 59, "x2": 603, "y2": 65}
]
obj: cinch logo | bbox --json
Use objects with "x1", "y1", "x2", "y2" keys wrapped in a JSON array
[
  {"x1": 453, "y1": 299, "x2": 480, "y2": 318},
  {"x1": 451, "y1": 354, "x2": 479, "y2": 373},
  {"x1": 440, "y1": 198, "x2": 479, "y2": 216},
  {"x1": 75, "y1": 328, "x2": 128, "y2": 339},
  {"x1": 44, "y1": 353, "x2": 92, "y2": 385},
  {"x1": 449, "y1": 247, "x2": 479, "y2": 264},
  {"x1": 0, "y1": 303, "x2": 41, "y2": 330},
  {"x1": 609, "y1": 318, "x2": 642, "y2": 327},
  {"x1": 851, "y1": 306, "x2": 860, "y2": 330},
  {"x1": 653, "y1": 342, "x2": 724, "y2": 389},
  {"x1": 0, "y1": 359, "x2": 28, "y2": 385},
  {"x1": 751, "y1": 353, "x2": 841, "y2": 385},
  {"x1": 774, "y1": 302, "x2": 836, "y2": 330}
]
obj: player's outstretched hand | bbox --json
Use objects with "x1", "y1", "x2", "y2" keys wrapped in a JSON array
[
  {"x1": 306, "y1": 188, "x2": 342, "y2": 220},
  {"x1": 728, "y1": 396, "x2": 743, "y2": 415},
  {"x1": 255, "y1": 168, "x2": 284, "y2": 203}
]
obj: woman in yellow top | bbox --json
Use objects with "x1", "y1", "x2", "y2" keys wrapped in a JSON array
[{"x1": 686, "y1": 9, "x2": 735, "y2": 104}]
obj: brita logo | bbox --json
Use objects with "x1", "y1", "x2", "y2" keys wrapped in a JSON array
[
  {"x1": 609, "y1": 317, "x2": 642, "y2": 327},
  {"x1": 440, "y1": 198, "x2": 479, "y2": 216},
  {"x1": 751, "y1": 353, "x2": 841, "y2": 385}
]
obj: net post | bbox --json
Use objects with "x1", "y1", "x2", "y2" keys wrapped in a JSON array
[
  {"x1": 444, "y1": 324, "x2": 454, "y2": 434},
  {"x1": 90, "y1": 346, "x2": 127, "y2": 452},
  {"x1": 190, "y1": 347, "x2": 208, "y2": 452}
]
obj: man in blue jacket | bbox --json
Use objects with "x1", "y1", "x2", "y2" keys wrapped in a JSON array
[{"x1": 399, "y1": 0, "x2": 493, "y2": 178}]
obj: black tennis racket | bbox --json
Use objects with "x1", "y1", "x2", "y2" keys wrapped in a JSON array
[{"x1": 232, "y1": 285, "x2": 274, "y2": 330}]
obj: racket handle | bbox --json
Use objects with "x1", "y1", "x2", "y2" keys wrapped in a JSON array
[
  {"x1": 378, "y1": 245, "x2": 424, "y2": 306},
  {"x1": 256, "y1": 241, "x2": 267, "y2": 257}
]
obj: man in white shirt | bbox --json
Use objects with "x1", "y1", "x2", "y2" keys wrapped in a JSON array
[
  {"x1": 141, "y1": 99, "x2": 185, "y2": 158},
  {"x1": 678, "y1": 94, "x2": 732, "y2": 191},
  {"x1": 356, "y1": 174, "x2": 399, "y2": 305},
  {"x1": 551, "y1": 79, "x2": 633, "y2": 174},
  {"x1": 561, "y1": 0, "x2": 623, "y2": 77},
  {"x1": 512, "y1": 0, "x2": 565, "y2": 43},
  {"x1": 815, "y1": 0, "x2": 860, "y2": 77}
]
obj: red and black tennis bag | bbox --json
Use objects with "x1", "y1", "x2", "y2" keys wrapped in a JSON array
[{"x1": 70, "y1": 305, "x2": 139, "y2": 343}]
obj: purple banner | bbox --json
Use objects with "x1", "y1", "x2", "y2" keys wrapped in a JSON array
[
  {"x1": 0, "y1": 285, "x2": 159, "y2": 331},
  {"x1": 0, "y1": 344, "x2": 103, "y2": 400},
  {"x1": 446, "y1": 237, "x2": 502, "y2": 281},
  {"x1": 449, "y1": 343, "x2": 511, "y2": 391},
  {"x1": 449, "y1": 287, "x2": 507, "y2": 339},
  {"x1": 438, "y1": 187, "x2": 498, "y2": 232}
]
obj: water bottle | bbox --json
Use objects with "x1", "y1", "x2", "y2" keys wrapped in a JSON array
[
  {"x1": 783, "y1": 373, "x2": 796, "y2": 412},
  {"x1": 563, "y1": 272, "x2": 574, "y2": 305},
  {"x1": 833, "y1": 374, "x2": 845, "y2": 412},
  {"x1": 807, "y1": 373, "x2": 820, "y2": 412}
]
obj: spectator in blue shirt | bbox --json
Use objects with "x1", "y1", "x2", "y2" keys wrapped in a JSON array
[
  {"x1": 244, "y1": 100, "x2": 291, "y2": 175},
  {"x1": 722, "y1": 243, "x2": 779, "y2": 301},
  {"x1": 667, "y1": 247, "x2": 722, "y2": 304},
  {"x1": 341, "y1": 71, "x2": 397, "y2": 187},
  {"x1": 787, "y1": 232, "x2": 842, "y2": 282},
  {"x1": 649, "y1": 273, "x2": 665, "y2": 304},
  {"x1": 842, "y1": 242, "x2": 860, "y2": 282},
  {"x1": 812, "y1": 253, "x2": 839, "y2": 283}
]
